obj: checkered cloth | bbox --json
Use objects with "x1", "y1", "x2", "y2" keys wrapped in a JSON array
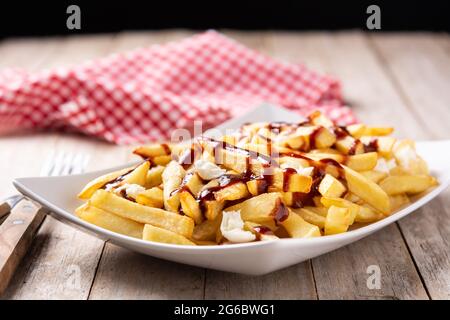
[{"x1": 0, "y1": 31, "x2": 356, "y2": 145}]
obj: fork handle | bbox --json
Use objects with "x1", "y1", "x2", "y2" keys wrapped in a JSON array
[
  {"x1": 0, "y1": 199, "x2": 47, "y2": 295},
  {"x1": 0, "y1": 202, "x2": 11, "y2": 221}
]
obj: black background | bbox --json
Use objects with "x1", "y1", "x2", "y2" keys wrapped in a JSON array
[{"x1": 1, "y1": 0, "x2": 449, "y2": 38}]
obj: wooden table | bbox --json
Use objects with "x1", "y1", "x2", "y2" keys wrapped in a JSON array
[{"x1": 0, "y1": 31, "x2": 449, "y2": 300}]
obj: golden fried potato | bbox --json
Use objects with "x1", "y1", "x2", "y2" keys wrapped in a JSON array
[
  {"x1": 90, "y1": 189, "x2": 194, "y2": 237},
  {"x1": 77, "y1": 204, "x2": 144, "y2": 238},
  {"x1": 180, "y1": 191, "x2": 203, "y2": 224},
  {"x1": 324, "y1": 205, "x2": 352, "y2": 235},
  {"x1": 318, "y1": 174, "x2": 346, "y2": 198},
  {"x1": 282, "y1": 209, "x2": 321, "y2": 238},
  {"x1": 136, "y1": 187, "x2": 164, "y2": 208},
  {"x1": 162, "y1": 161, "x2": 186, "y2": 212},
  {"x1": 379, "y1": 175, "x2": 436, "y2": 195},
  {"x1": 343, "y1": 165, "x2": 390, "y2": 214},
  {"x1": 143, "y1": 224, "x2": 195, "y2": 246}
]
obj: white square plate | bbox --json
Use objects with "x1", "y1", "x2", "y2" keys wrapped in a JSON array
[{"x1": 13, "y1": 104, "x2": 450, "y2": 275}]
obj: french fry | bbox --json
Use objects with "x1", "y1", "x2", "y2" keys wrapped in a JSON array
[
  {"x1": 203, "y1": 200, "x2": 225, "y2": 221},
  {"x1": 361, "y1": 136, "x2": 396, "y2": 157},
  {"x1": 133, "y1": 144, "x2": 171, "y2": 158},
  {"x1": 270, "y1": 168, "x2": 313, "y2": 193},
  {"x1": 355, "y1": 205, "x2": 384, "y2": 223},
  {"x1": 226, "y1": 192, "x2": 281, "y2": 226},
  {"x1": 180, "y1": 172, "x2": 204, "y2": 197},
  {"x1": 179, "y1": 191, "x2": 203, "y2": 224},
  {"x1": 389, "y1": 194, "x2": 410, "y2": 211},
  {"x1": 360, "y1": 170, "x2": 387, "y2": 183},
  {"x1": 313, "y1": 127, "x2": 337, "y2": 149},
  {"x1": 78, "y1": 166, "x2": 135, "y2": 200},
  {"x1": 291, "y1": 207, "x2": 326, "y2": 229},
  {"x1": 145, "y1": 165, "x2": 165, "y2": 188},
  {"x1": 304, "y1": 206, "x2": 328, "y2": 217},
  {"x1": 308, "y1": 110, "x2": 334, "y2": 127},
  {"x1": 153, "y1": 155, "x2": 172, "y2": 166},
  {"x1": 393, "y1": 140, "x2": 429, "y2": 175},
  {"x1": 77, "y1": 205, "x2": 144, "y2": 239},
  {"x1": 281, "y1": 209, "x2": 321, "y2": 238},
  {"x1": 324, "y1": 205, "x2": 353, "y2": 235},
  {"x1": 143, "y1": 224, "x2": 195, "y2": 246},
  {"x1": 306, "y1": 152, "x2": 345, "y2": 163},
  {"x1": 379, "y1": 175, "x2": 436, "y2": 195},
  {"x1": 320, "y1": 197, "x2": 358, "y2": 225},
  {"x1": 347, "y1": 124, "x2": 394, "y2": 138},
  {"x1": 345, "y1": 152, "x2": 378, "y2": 171},
  {"x1": 345, "y1": 124, "x2": 365, "y2": 138},
  {"x1": 343, "y1": 165, "x2": 390, "y2": 214},
  {"x1": 78, "y1": 161, "x2": 149, "y2": 200},
  {"x1": 162, "y1": 161, "x2": 186, "y2": 212},
  {"x1": 192, "y1": 213, "x2": 222, "y2": 241},
  {"x1": 136, "y1": 187, "x2": 164, "y2": 208},
  {"x1": 214, "y1": 182, "x2": 250, "y2": 202},
  {"x1": 318, "y1": 174, "x2": 346, "y2": 198},
  {"x1": 335, "y1": 136, "x2": 364, "y2": 155},
  {"x1": 90, "y1": 189, "x2": 194, "y2": 237},
  {"x1": 244, "y1": 221, "x2": 279, "y2": 240}
]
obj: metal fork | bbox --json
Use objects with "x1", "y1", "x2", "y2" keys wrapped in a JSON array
[
  {"x1": 0, "y1": 151, "x2": 90, "y2": 294},
  {"x1": 0, "y1": 152, "x2": 89, "y2": 223}
]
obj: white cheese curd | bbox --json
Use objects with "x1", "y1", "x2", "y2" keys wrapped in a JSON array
[
  {"x1": 298, "y1": 166, "x2": 314, "y2": 176},
  {"x1": 194, "y1": 159, "x2": 226, "y2": 180},
  {"x1": 395, "y1": 146, "x2": 417, "y2": 169},
  {"x1": 113, "y1": 183, "x2": 145, "y2": 199},
  {"x1": 220, "y1": 211, "x2": 256, "y2": 243},
  {"x1": 374, "y1": 158, "x2": 396, "y2": 174},
  {"x1": 280, "y1": 160, "x2": 314, "y2": 176}
]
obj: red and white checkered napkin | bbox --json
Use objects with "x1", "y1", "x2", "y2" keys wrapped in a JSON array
[{"x1": 0, "y1": 31, "x2": 356, "y2": 145}]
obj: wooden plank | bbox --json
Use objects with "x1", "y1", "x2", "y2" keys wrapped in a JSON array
[
  {"x1": 205, "y1": 262, "x2": 317, "y2": 299},
  {"x1": 202, "y1": 31, "x2": 318, "y2": 300},
  {"x1": 2, "y1": 34, "x2": 123, "y2": 299},
  {"x1": 313, "y1": 225, "x2": 428, "y2": 299},
  {"x1": 0, "y1": 201, "x2": 46, "y2": 295},
  {"x1": 0, "y1": 37, "x2": 60, "y2": 70},
  {"x1": 370, "y1": 33, "x2": 450, "y2": 139},
  {"x1": 370, "y1": 33, "x2": 450, "y2": 299},
  {"x1": 88, "y1": 245, "x2": 204, "y2": 300},
  {"x1": 267, "y1": 31, "x2": 429, "y2": 299}
]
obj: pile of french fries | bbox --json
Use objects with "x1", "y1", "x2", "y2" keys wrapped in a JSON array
[{"x1": 76, "y1": 111, "x2": 437, "y2": 246}]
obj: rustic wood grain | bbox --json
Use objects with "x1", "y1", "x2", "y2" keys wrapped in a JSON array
[
  {"x1": 205, "y1": 262, "x2": 317, "y2": 299},
  {"x1": 369, "y1": 33, "x2": 450, "y2": 300},
  {"x1": 88, "y1": 245, "x2": 204, "y2": 300},
  {"x1": 0, "y1": 200, "x2": 46, "y2": 295},
  {"x1": 267, "y1": 31, "x2": 430, "y2": 299}
]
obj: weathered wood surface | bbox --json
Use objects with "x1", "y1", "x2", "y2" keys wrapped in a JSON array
[{"x1": 0, "y1": 31, "x2": 448, "y2": 299}]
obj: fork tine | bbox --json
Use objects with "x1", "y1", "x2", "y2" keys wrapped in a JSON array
[
  {"x1": 59, "y1": 152, "x2": 75, "y2": 176},
  {"x1": 49, "y1": 151, "x2": 66, "y2": 176},
  {"x1": 40, "y1": 150, "x2": 56, "y2": 176},
  {"x1": 71, "y1": 153, "x2": 90, "y2": 174}
]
